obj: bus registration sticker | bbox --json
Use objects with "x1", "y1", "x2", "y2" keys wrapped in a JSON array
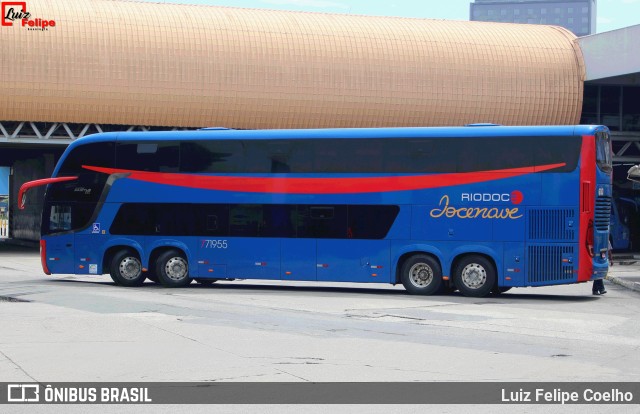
[{"x1": 89, "y1": 264, "x2": 97, "y2": 274}]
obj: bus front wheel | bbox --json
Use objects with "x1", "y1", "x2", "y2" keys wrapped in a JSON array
[
  {"x1": 453, "y1": 255, "x2": 495, "y2": 297},
  {"x1": 400, "y1": 254, "x2": 442, "y2": 295},
  {"x1": 109, "y1": 250, "x2": 145, "y2": 287},
  {"x1": 156, "y1": 250, "x2": 192, "y2": 287}
]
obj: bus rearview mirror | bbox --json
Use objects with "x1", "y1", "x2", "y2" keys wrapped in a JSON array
[{"x1": 628, "y1": 165, "x2": 640, "y2": 183}]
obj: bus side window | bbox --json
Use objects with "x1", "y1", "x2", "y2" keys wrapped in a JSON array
[
  {"x1": 297, "y1": 206, "x2": 348, "y2": 238},
  {"x1": 111, "y1": 203, "x2": 154, "y2": 235},
  {"x1": 242, "y1": 142, "x2": 273, "y2": 173},
  {"x1": 207, "y1": 215, "x2": 218, "y2": 231},
  {"x1": 407, "y1": 140, "x2": 451, "y2": 173},
  {"x1": 154, "y1": 204, "x2": 195, "y2": 236},
  {"x1": 58, "y1": 142, "x2": 115, "y2": 176},
  {"x1": 49, "y1": 205, "x2": 72, "y2": 231},
  {"x1": 348, "y1": 205, "x2": 399, "y2": 239},
  {"x1": 312, "y1": 142, "x2": 342, "y2": 173},
  {"x1": 267, "y1": 141, "x2": 293, "y2": 173},
  {"x1": 262, "y1": 205, "x2": 295, "y2": 237},
  {"x1": 384, "y1": 140, "x2": 409, "y2": 172},
  {"x1": 288, "y1": 141, "x2": 313, "y2": 173},
  {"x1": 195, "y1": 204, "x2": 230, "y2": 236},
  {"x1": 229, "y1": 204, "x2": 262, "y2": 236},
  {"x1": 116, "y1": 142, "x2": 179, "y2": 172},
  {"x1": 534, "y1": 136, "x2": 581, "y2": 172},
  {"x1": 180, "y1": 141, "x2": 242, "y2": 173}
]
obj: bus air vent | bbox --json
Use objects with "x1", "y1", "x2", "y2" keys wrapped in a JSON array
[
  {"x1": 527, "y1": 209, "x2": 575, "y2": 241},
  {"x1": 594, "y1": 196, "x2": 612, "y2": 231},
  {"x1": 527, "y1": 245, "x2": 575, "y2": 284}
]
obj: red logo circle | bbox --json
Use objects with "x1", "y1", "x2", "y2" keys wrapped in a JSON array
[{"x1": 511, "y1": 190, "x2": 523, "y2": 205}]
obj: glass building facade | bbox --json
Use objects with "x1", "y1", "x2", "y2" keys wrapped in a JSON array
[
  {"x1": 581, "y1": 85, "x2": 640, "y2": 132},
  {"x1": 470, "y1": 0, "x2": 596, "y2": 36}
]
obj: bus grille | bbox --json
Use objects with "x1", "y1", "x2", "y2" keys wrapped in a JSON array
[
  {"x1": 528, "y1": 209, "x2": 575, "y2": 241},
  {"x1": 594, "y1": 196, "x2": 611, "y2": 231},
  {"x1": 527, "y1": 245, "x2": 575, "y2": 284}
]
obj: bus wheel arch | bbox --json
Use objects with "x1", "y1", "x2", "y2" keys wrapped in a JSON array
[
  {"x1": 107, "y1": 247, "x2": 145, "y2": 287},
  {"x1": 451, "y1": 253, "x2": 496, "y2": 297},
  {"x1": 397, "y1": 252, "x2": 443, "y2": 295},
  {"x1": 151, "y1": 247, "x2": 192, "y2": 287}
]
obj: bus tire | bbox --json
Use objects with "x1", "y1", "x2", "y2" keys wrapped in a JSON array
[
  {"x1": 492, "y1": 286, "x2": 512, "y2": 294},
  {"x1": 453, "y1": 255, "x2": 495, "y2": 297},
  {"x1": 156, "y1": 250, "x2": 192, "y2": 287},
  {"x1": 109, "y1": 250, "x2": 145, "y2": 287},
  {"x1": 400, "y1": 254, "x2": 442, "y2": 295}
]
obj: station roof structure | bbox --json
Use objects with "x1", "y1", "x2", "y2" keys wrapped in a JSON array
[
  {"x1": 578, "y1": 24, "x2": 640, "y2": 85},
  {"x1": 0, "y1": 0, "x2": 586, "y2": 130},
  {"x1": 578, "y1": 25, "x2": 640, "y2": 165}
]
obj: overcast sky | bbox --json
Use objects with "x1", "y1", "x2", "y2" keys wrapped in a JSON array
[{"x1": 142, "y1": 0, "x2": 639, "y2": 34}]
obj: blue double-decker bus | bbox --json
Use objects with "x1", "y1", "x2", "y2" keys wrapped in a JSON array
[{"x1": 20, "y1": 125, "x2": 612, "y2": 297}]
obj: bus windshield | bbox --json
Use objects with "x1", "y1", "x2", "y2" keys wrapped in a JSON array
[{"x1": 596, "y1": 131, "x2": 613, "y2": 174}]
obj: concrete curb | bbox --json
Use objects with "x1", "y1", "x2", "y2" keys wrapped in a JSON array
[{"x1": 606, "y1": 274, "x2": 640, "y2": 293}]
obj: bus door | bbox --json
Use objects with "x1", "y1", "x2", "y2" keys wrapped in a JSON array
[
  {"x1": 281, "y1": 238, "x2": 316, "y2": 281},
  {"x1": 75, "y1": 230, "x2": 109, "y2": 276},
  {"x1": 43, "y1": 204, "x2": 75, "y2": 274}
]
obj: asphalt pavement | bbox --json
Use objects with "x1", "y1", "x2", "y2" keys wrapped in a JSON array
[
  {"x1": 607, "y1": 254, "x2": 640, "y2": 294},
  {"x1": 2, "y1": 237, "x2": 640, "y2": 413}
]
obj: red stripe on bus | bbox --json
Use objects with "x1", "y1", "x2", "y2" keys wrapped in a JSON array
[
  {"x1": 82, "y1": 163, "x2": 566, "y2": 194},
  {"x1": 578, "y1": 135, "x2": 596, "y2": 282}
]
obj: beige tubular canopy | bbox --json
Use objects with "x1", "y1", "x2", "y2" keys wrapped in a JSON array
[{"x1": 0, "y1": 0, "x2": 585, "y2": 128}]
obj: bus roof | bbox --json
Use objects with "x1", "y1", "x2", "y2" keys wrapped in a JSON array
[{"x1": 64, "y1": 125, "x2": 608, "y2": 149}]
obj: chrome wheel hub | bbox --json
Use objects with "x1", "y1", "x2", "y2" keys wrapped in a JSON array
[
  {"x1": 119, "y1": 257, "x2": 141, "y2": 280},
  {"x1": 165, "y1": 257, "x2": 188, "y2": 281},
  {"x1": 461, "y1": 263, "x2": 486, "y2": 289},
  {"x1": 409, "y1": 263, "x2": 433, "y2": 288}
]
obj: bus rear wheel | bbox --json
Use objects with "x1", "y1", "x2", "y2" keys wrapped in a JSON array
[
  {"x1": 156, "y1": 250, "x2": 192, "y2": 287},
  {"x1": 453, "y1": 255, "x2": 495, "y2": 297},
  {"x1": 400, "y1": 254, "x2": 442, "y2": 295},
  {"x1": 109, "y1": 250, "x2": 145, "y2": 287}
]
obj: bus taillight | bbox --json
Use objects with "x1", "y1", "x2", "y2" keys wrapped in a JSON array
[
  {"x1": 586, "y1": 219, "x2": 595, "y2": 258},
  {"x1": 40, "y1": 240, "x2": 51, "y2": 275}
]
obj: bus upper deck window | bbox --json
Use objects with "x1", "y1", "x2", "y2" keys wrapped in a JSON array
[
  {"x1": 310, "y1": 207, "x2": 334, "y2": 220},
  {"x1": 117, "y1": 142, "x2": 179, "y2": 172},
  {"x1": 137, "y1": 143, "x2": 158, "y2": 154}
]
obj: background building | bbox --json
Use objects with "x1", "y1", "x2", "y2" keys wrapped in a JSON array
[
  {"x1": 470, "y1": 0, "x2": 596, "y2": 36},
  {"x1": 463, "y1": 13, "x2": 640, "y2": 250},
  {"x1": 578, "y1": 25, "x2": 640, "y2": 250}
]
